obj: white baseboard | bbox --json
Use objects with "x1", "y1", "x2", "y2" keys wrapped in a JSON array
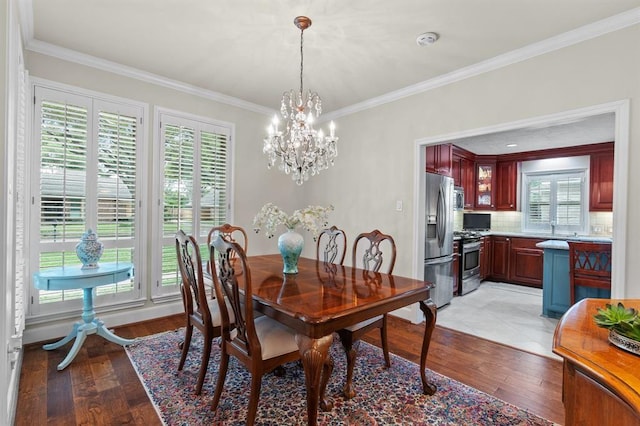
[
  {"x1": 22, "y1": 301, "x2": 184, "y2": 345},
  {"x1": 7, "y1": 349, "x2": 23, "y2": 426}
]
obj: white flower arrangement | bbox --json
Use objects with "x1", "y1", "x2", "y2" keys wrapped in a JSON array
[{"x1": 253, "y1": 203, "x2": 334, "y2": 239}]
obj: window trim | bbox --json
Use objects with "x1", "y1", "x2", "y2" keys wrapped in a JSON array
[
  {"x1": 28, "y1": 78, "x2": 149, "y2": 320},
  {"x1": 151, "y1": 107, "x2": 235, "y2": 301}
]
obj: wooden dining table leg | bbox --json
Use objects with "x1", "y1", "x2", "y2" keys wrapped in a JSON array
[
  {"x1": 419, "y1": 299, "x2": 438, "y2": 395},
  {"x1": 295, "y1": 333, "x2": 334, "y2": 425}
]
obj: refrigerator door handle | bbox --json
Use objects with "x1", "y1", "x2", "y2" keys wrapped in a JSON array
[
  {"x1": 424, "y1": 254, "x2": 455, "y2": 266},
  {"x1": 436, "y1": 184, "x2": 445, "y2": 248}
]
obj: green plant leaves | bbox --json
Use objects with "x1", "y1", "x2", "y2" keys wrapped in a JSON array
[
  {"x1": 616, "y1": 320, "x2": 640, "y2": 341},
  {"x1": 594, "y1": 302, "x2": 640, "y2": 341}
]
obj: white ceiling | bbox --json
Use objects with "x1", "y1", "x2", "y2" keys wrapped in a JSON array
[
  {"x1": 451, "y1": 113, "x2": 615, "y2": 155},
  {"x1": 22, "y1": 1, "x2": 637, "y2": 152}
]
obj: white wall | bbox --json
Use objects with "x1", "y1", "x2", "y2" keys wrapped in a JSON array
[{"x1": 301, "y1": 25, "x2": 640, "y2": 298}]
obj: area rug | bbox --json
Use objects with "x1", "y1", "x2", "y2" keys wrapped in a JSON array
[{"x1": 125, "y1": 329, "x2": 554, "y2": 425}]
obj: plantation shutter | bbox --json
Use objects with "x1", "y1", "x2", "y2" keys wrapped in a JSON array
[
  {"x1": 199, "y1": 129, "x2": 229, "y2": 237},
  {"x1": 160, "y1": 123, "x2": 196, "y2": 290},
  {"x1": 523, "y1": 171, "x2": 586, "y2": 234},
  {"x1": 555, "y1": 175, "x2": 582, "y2": 226},
  {"x1": 157, "y1": 116, "x2": 231, "y2": 296},
  {"x1": 14, "y1": 63, "x2": 28, "y2": 338},
  {"x1": 526, "y1": 177, "x2": 551, "y2": 229},
  {"x1": 93, "y1": 108, "x2": 139, "y2": 297},
  {"x1": 32, "y1": 86, "x2": 143, "y2": 315},
  {"x1": 39, "y1": 98, "x2": 89, "y2": 271}
]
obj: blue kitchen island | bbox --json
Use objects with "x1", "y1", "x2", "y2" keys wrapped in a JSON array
[{"x1": 537, "y1": 240, "x2": 611, "y2": 319}]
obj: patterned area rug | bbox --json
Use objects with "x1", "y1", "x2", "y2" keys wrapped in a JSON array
[{"x1": 125, "y1": 329, "x2": 553, "y2": 425}]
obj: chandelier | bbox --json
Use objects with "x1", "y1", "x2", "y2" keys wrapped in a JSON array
[{"x1": 263, "y1": 16, "x2": 339, "y2": 185}]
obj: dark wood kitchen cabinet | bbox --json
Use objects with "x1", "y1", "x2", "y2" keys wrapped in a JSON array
[
  {"x1": 488, "y1": 236, "x2": 544, "y2": 288},
  {"x1": 475, "y1": 162, "x2": 496, "y2": 209},
  {"x1": 590, "y1": 150, "x2": 614, "y2": 211},
  {"x1": 461, "y1": 157, "x2": 475, "y2": 209},
  {"x1": 508, "y1": 238, "x2": 544, "y2": 288},
  {"x1": 491, "y1": 236, "x2": 510, "y2": 281},
  {"x1": 480, "y1": 236, "x2": 491, "y2": 280},
  {"x1": 452, "y1": 146, "x2": 476, "y2": 209},
  {"x1": 426, "y1": 143, "x2": 453, "y2": 177},
  {"x1": 495, "y1": 160, "x2": 517, "y2": 210}
]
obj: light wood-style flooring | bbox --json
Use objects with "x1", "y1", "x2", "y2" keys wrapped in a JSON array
[{"x1": 14, "y1": 314, "x2": 564, "y2": 425}]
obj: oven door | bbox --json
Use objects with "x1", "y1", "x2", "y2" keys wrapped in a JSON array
[{"x1": 461, "y1": 240, "x2": 481, "y2": 279}]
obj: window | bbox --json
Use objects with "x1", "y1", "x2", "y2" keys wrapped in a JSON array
[
  {"x1": 523, "y1": 171, "x2": 587, "y2": 235},
  {"x1": 30, "y1": 84, "x2": 146, "y2": 317},
  {"x1": 152, "y1": 109, "x2": 232, "y2": 299}
]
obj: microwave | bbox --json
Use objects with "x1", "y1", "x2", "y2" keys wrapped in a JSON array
[{"x1": 454, "y1": 186, "x2": 464, "y2": 210}]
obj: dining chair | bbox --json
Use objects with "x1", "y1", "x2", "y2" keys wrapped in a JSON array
[
  {"x1": 209, "y1": 235, "x2": 305, "y2": 425},
  {"x1": 206, "y1": 223, "x2": 248, "y2": 277},
  {"x1": 337, "y1": 229, "x2": 396, "y2": 399},
  {"x1": 174, "y1": 230, "x2": 223, "y2": 395},
  {"x1": 568, "y1": 241, "x2": 612, "y2": 305},
  {"x1": 316, "y1": 225, "x2": 347, "y2": 265}
]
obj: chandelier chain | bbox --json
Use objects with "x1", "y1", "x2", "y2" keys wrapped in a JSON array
[{"x1": 299, "y1": 29, "x2": 304, "y2": 94}]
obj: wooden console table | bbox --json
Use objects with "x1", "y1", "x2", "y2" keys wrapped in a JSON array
[
  {"x1": 34, "y1": 262, "x2": 137, "y2": 370},
  {"x1": 553, "y1": 298, "x2": 640, "y2": 425}
]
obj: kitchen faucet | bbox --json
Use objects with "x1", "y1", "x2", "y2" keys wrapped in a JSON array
[{"x1": 550, "y1": 221, "x2": 556, "y2": 235}]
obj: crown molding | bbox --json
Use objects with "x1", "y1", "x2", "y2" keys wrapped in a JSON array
[
  {"x1": 24, "y1": 39, "x2": 276, "y2": 117},
  {"x1": 322, "y1": 7, "x2": 640, "y2": 121},
  {"x1": 19, "y1": 5, "x2": 640, "y2": 120}
]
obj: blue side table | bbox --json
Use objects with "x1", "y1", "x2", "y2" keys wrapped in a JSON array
[{"x1": 34, "y1": 262, "x2": 137, "y2": 370}]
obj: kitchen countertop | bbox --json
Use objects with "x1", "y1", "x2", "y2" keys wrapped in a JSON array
[
  {"x1": 474, "y1": 231, "x2": 613, "y2": 243},
  {"x1": 536, "y1": 240, "x2": 570, "y2": 250}
]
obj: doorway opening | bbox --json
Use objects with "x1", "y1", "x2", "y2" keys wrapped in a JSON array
[{"x1": 405, "y1": 100, "x2": 629, "y2": 329}]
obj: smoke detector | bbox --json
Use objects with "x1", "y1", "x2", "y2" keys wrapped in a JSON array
[{"x1": 416, "y1": 32, "x2": 440, "y2": 46}]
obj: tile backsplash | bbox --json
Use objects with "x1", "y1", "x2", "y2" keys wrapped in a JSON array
[{"x1": 454, "y1": 210, "x2": 613, "y2": 237}]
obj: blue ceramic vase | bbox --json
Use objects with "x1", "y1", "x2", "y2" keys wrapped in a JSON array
[
  {"x1": 277, "y1": 229, "x2": 304, "y2": 274},
  {"x1": 76, "y1": 229, "x2": 104, "y2": 269}
]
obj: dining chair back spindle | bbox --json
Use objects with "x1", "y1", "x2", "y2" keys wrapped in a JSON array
[
  {"x1": 316, "y1": 226, "x2": 347, "y2": 265},
  {"x1": 569, "y1": 241, "x2": 612, "y2": 305},
  {"x1": 206, "y1": 223, "x2": 248, "y2": 278},
  {"x1": 336, "y1": 229, "x2": 396, "y2": 399},
  {"x1": 174, "y1": 230, "x2": 223, "y2": 395},
  {"x1": 209, "y1": 235, "x2": 302, "y2": 425}
]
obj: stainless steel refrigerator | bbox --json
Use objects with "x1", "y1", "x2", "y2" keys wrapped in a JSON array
[{"x1": 424, "y1": 172, "x2": 455, "y2": 308}]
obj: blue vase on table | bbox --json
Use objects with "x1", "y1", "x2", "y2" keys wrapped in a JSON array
[
  {"x1": 278, "y1": 229, "x2": 304, "y2": 274},
  {"x1": 76, "y1": 229, "x2": 104, "y2": 269}
]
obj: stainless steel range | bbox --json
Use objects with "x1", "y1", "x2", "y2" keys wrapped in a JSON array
[{"x1": 454, "y1": 231, "x2": 483, "y2": 295}]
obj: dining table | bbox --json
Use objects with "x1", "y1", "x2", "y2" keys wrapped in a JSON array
[{"x1": 246, "y1": 254, "x2": 438, "y2": 426}]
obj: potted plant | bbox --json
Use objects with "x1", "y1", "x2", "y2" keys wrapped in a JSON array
[{"x1": 594, "y1": 302, "x2": 640, "y2": 355}]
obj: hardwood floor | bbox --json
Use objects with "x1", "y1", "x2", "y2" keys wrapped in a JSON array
[{"x1": 14, "y1": 314, "x2": 564, "y2": 425}]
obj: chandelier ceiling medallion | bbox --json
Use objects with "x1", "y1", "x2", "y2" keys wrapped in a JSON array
[{"x1": 263, "y1": 16, "x2": 338, "y2": 185}]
